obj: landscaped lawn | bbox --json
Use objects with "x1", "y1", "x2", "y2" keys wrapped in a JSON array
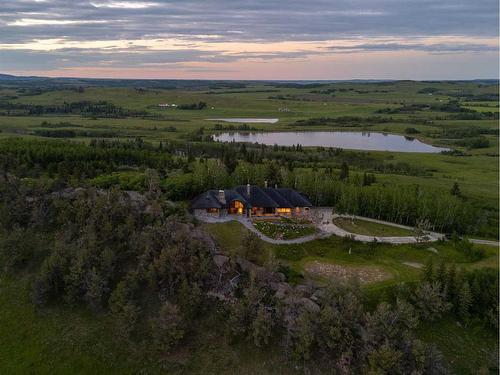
[
  {"x1": 204, "y1": 221, "x2": 499, "y2": 289},
  {"x1": 333, "y1": 217, "x2": 415, "y2": 237},
  {"x1": 253, "y1": 218, "x2": 317, "y2": 240}
]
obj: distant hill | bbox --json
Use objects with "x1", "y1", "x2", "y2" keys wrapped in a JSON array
[{"x1": 0, "y1": 73, "x2": 497, "y2": 89}]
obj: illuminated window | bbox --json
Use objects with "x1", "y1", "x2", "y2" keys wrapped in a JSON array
[{"x1": 229, "y1": 200, "x2": 245, "y2": 214}]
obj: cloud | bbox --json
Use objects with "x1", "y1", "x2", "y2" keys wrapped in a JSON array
[
  {"x1": 7, "y1": 18, "x2": 108, "y2": 26},
  {"x1": 0, "y1": 0, "x2": 498, "y2": 78},
  {"x1": 90, "y1": 1, "x2": 160, "y2": 9},
  {"x1": 327, "y1": 42, "x2": 499, "y2": 54}
]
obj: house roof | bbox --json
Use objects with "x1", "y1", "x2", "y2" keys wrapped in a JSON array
[
  {"x1": 276, "y1": 188, "x2": 313, "y2": 207},
  {"x1": 262, "y1": 188, "x2": 293, "y2": 208},
  {"x1": 190, "y1": 190, "x2": 223, "y2": 209},
  {"x1": 190, "y1": 186, "x2": 312, "y2": 210},
  {"x1": 234, "y1": 185, "x2": 278, "y2": 208}
]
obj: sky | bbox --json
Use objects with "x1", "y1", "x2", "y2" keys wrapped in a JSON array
[{"x1": 0, "y1": 0, "x2": 498, "y2": 80}]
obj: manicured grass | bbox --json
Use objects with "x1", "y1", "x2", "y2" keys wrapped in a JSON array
[
  {"x1": 253, "y1": 218, "x2": 316, "y2": 239},
  {"x1": 333, "y1": 217, "x2": 415, "y2": 236},
  {"x1": 416, "y1": 317, "x2": 498, "y2": 374}
]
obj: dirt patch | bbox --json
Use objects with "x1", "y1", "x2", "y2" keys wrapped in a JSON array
[{"x1": 305, "y1": 261, "x2": 392, "y2": 284}]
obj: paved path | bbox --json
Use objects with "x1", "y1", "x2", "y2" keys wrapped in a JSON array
[
  {"x1": 469, "y1": 239, "x2": 500, "y2": 247},
  {"x1": 198, "y1": 210, "x2": 499, "y2": 247},
  {"x1": 315, "y1": 208, "x2": 444, "y2": 244},
  {"x1": 200, "y1": 215, "x2": 329, "y2": 244}
]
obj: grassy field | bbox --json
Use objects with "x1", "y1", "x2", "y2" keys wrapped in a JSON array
[
  {"x1": 18, "y1": 272, "x2": 495, "y2": 375},
  {"x1": 333, "y1": 217, "x2": 415, "y2": 236},
  {"x1": 417, "y1": 318, "x2": 498, "y2": 374},
  {"x1": 0, "y1": 275, "x2": 302, "y2": 375},
  {"x1": 204, "y1": 221, "x2": 498, "y2": 288}
]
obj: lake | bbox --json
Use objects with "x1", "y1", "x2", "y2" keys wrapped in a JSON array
[
  {"x1": 213, "y1": 131, "x2": 450, "y2": 153},
  {"x1": 206, "y1": 118, "x2": 279, "y2": 124}
]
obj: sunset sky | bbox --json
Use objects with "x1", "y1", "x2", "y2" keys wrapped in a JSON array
[{"x1": 1, "y1": 0, "x2": 498, "y2": 80}]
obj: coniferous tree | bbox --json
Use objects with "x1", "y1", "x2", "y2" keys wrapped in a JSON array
[
  {"x1": 435, "y1": 261, "x2": 447, "y2": 286},
  {"x1": 458, "y1": 282, "x2": 472, "y2": 322},
  {"x1": 339, "y1": 162, "x2": 349, "y2": 180},
  {"x1": 422, "y1": 258, "x2": 434, "y2": 282},
  {"x1": 450, "y1": 182, "x2": 461, "y2": 197},
  {"x1": 252, "y1": 305, "x2": 273, "y2": 347}
]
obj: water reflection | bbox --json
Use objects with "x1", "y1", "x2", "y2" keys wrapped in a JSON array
[{"x1": 213, "y1": 131, "x2": 449, "y2": 153}]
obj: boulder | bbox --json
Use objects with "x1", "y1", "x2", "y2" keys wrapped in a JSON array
[
  {"x1": 299, "y1": 297, "x2": 320, "y2": 313},
  {"x1": 213, "y1": 254, "x2": 230, "y2": 269}
]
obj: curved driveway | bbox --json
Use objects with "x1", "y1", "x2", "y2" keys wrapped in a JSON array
[{"x1": 198, "y1": 209, "x2": 499, "y2": 247}]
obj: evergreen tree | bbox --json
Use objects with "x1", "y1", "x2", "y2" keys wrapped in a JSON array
[
  {"x1": 422, "y1": 258, "x2": 434, "y2": 282},
  {"x1": 458, "y1": 282, "x2": 472, "y2": 322},
  {"x1": 150, "y1": 302, "x2": 184, "y2": 351},
  {"x1": 252, "y1": 305, "x2": 273, "y2": 347},
  {"x1": 450, "y1": 182, "x2": 461, "y2": 196},
  {"x1": 435, "y1": 261, "x2": 447, "y2": 286},
  {"x1": 362, "y1": 172, "x2": 369, "y2": 186},
  {"x1": 445, "y1": 263, "x2": 457, "y2": 301},
  {"x1": 339, "y1": 162, "x2": 349, "y2": 180}
]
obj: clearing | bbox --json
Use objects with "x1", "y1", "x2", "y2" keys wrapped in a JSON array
[{"x1": 304, "y1": 260, "x2": 392, "y2": 284}]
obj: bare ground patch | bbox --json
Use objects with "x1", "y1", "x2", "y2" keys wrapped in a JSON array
[{"x1": 305, "y1": 261, "x2": 392, "y2": 284}]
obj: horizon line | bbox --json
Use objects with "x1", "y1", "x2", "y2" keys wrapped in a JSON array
[{"x1": 2, "y1": 73, "x2": 499, "y2": 83}]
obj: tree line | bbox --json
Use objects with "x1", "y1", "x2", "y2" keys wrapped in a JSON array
[
  {"x1": 0, "y1": 137, "x2": 490, "y2": 235},
  {"x1": 0, "y1": 100, "x2": 146, "y2": 118}
]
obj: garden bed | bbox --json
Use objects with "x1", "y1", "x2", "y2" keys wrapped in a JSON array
[{"x1": 253, "y1": 217, "x2": 317, "y2": 240}]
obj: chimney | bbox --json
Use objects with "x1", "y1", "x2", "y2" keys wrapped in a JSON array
[
  {"x1": 218, "y1": 190, "x2": 226, "y2": 204},
  {"x1": 264, "y1": 180, "x2": 268, "y2": 188},
  {"x1": 246, "y1": 183, "x2": 251, "y2": 196}
]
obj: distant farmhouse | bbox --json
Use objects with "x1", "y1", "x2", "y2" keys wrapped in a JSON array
[{"x1": 191, "y1": 184, "x2": 312, "y2": 218}]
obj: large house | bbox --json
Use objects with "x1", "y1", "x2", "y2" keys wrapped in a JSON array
[{"x1": 191, "y1": 184, "x2": 313, "y2": 218}]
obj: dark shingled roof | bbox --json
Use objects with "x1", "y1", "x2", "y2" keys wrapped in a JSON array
[
  {"x1": 262, "y1": 188, "x2": 293, "y2": 208},
  {"x1": 223, "y1": 189, "x2": 249, "y2": 206},
  {"x1": 234, "y1": 185, "x2": 278, "y2": 208},
  {"x1": 276, "y1": 188, "x2": 313, "y2": 207},
  {"x1": 190, "y1": 190, "x2": 223, "y2": 209},
  {"x1": 190, "y1": 186, "x2": 312, "y2": 210}
]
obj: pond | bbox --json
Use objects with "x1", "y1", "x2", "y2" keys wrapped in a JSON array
[
  {"x1": 206, "y1": 118, "x2": 279, "y2": 124},
  {"x1": 213, "y1": 131, "x2": 450, "y2": 153}
]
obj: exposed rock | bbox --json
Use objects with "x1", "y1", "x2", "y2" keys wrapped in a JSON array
[
  {"x1": 236, "y1": 257, "x2": 283, "y2": 284},
  {"x1": 300, "y1": 297, "x2": 320, "y2": 313},
  {"x1": 310, "y1": 289, "x2": 325, "y2": 302},
  {"x1": 295, "y1": 284, "x2": 314, "y2": 297},
  {"x1": 213, "y1": 254, "x2": 230, "y2": 269},
  {"x1": 271, "y1": 282, "x2": 291, "y2": 299}
]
